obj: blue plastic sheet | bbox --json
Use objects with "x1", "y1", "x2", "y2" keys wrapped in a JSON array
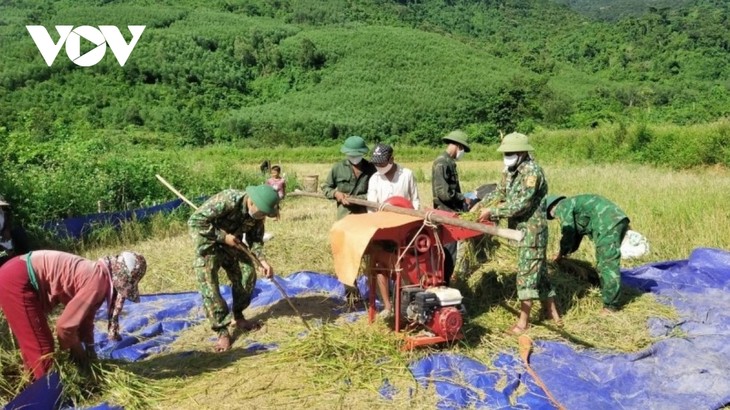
[
  {"x1": 41, "y1": 199, "x2": 186, "y2": 239},
  {"x1": 410, "y1": 248, "x2": 730, "y2": 409},
  {"x1": 93, "y1": 271, "x2": 360, "y2": 361},
  {"x1": 11, "y1": 248, "x2": 730, "y2": 409},
  {"x1": 4, "y1": 372, "x2": 61, "y2": 410}
]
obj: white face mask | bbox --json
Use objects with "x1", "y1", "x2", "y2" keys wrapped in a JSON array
[
  {"x1": 347, "y1": 156, "x2": 363, "y2": 165},
  {"x1": 503, "y1": 154, "x2": 520, "y2": 168},
  {"x1": 455, "y1": 149, "x2": 465, "y2": 161},
  {"x1": 376, "y1": 163, "x2": 393, "y2": 175},
  {"x1": 249, "y1": 209, "x2": 266, "y2": 220}
]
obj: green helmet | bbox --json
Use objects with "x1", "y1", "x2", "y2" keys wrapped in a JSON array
[
  {"x1": 442, "y1": 130, "x2": 471, "y2": 152},
  {"x1": 340, "y1": 136, "x2": 369, "y2": 156},
  {"x1": 497, "y1": 132, "x2": 534, "y2": 153},
  {"x1": 545, "y1": 195, "x2": 565, "y2": 219},
  {"x1": 245, "y1": 185, "x2": 280, "y2": 216}
]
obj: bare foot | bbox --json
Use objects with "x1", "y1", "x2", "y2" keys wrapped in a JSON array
[
  {"x1": 214, "y1": 334, "x2": 232, "y2": 353},
  {"x1": 541, "y1": 308, "x2": 564, "y2": 328},
  {"x1": 504, "y1": 323, "x2": 530, "y2": 336},
  {"x1": 600, "y1": 307, "x2": 617, "y2": 316},
  {"x1": 235, "y1": 318, "x2": 263, "y2": 332}
]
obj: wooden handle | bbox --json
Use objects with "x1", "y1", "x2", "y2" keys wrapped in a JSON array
[{"x1": 290, "y1": 190, "x2": 525, "y2": 242}]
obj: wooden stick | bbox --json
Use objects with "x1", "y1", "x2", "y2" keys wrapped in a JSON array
[
  {"x1": 518, "y1": 335, "x2": 566, "y2": 410},
  {"x1": 155, "y1": 174, "x2": 311, "y2": 330},
  {"x1": 290, "y1": 190, "x2": 524, "y2": 242}
]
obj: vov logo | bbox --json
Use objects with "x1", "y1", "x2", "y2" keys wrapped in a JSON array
[{"x1": 26, "y1": 25, "x2": 145, "y2": 67}]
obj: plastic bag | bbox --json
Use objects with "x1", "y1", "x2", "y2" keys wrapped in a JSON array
[{"x1": 621, "y1": 230, "x2": 650, "y2": 259}]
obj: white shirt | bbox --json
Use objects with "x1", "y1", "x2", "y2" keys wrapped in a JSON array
[{"x1": 367, "y1": 164, "x2": 420, "y2": 210}]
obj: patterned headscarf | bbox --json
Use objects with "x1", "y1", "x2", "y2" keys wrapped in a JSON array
[{"x1": 103, "y1": 251, "x2": 147, "y2": 340}]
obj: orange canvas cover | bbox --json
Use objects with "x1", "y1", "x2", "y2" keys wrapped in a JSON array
[{"x1": 330, "y1": 212, "x2": 422, "y2": 286}]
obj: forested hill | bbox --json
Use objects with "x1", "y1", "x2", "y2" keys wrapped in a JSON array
[
  {"x1": 552, "y1": 0, "x2": 697, "y2": 20},
  {"x1": 0, "y1": 0, "x2": 728, "y2": 148}
]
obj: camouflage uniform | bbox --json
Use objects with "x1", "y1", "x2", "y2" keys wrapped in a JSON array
[
  {"x1": 431, "y1": 152, "x2": 465, "y2": 212},
  {"x1": 483, "y1": 159, "x2": 554, "y2": 301},
  {"x1": 188, "y1": 189, "x2": 265, "y2": 336},
  {"x1": 553, "y1": 195, "x2": 630, "y2": 309},
  {"x1": 322, "y1": 159, "x2": 376, "y2": 220}
]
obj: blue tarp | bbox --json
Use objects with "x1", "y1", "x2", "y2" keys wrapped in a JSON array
[
  {"x1": 410, "y1": 248, "x2": 730, "y2": 409},
  {"x1": 93, "y1": 271, "x2": 364, "y2": 362},
  {"x1": 41, "y1": 199, "x2": 186, "y2": 239},
  {"x1": 7, "y1": 248, "x2": 730, "y2": 409}
]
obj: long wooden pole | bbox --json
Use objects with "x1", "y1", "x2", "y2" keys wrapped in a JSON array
[
  {"x1": 155, "y1": 174, "x2": 311, "y2": 330},
  {"x1": 290, "y1": 191, "x2": 524, "y2": 242}
]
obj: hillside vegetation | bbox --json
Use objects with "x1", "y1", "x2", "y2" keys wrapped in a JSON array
[
  {"x1": 0, "y1": 0, "x2": 728, "y2": 226},
  {"x1": 1, "y1": 0, "x2": 728, "y2": 145}
]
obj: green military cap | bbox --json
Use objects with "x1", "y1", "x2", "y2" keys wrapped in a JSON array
[
  {"x1": 545, "y1": 195, "x2": 566, "y2": 219},
  {"x1": 340, "y1": 136, "x2": 369, "y2": 155},
  {"x1": 245, "y1": 185, "x2": 280, "y2": 216},
  {"x1": 442, "y1": 130, "x2": 471, "y2": 152},
  {"x1": 497, "y1": 132, "x2": 534, "y2": 153}
]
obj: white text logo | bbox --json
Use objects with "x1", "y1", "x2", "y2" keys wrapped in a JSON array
[{"x1": 26, "y1": 25, "x2": 145, "y2": 67}]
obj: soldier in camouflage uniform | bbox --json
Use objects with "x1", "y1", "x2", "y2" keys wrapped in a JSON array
[
  {"x1": 432, "y1": 130, "x2": 475, "y2": 284},
  {"x1": 478, "y1": 132, "x2": 561, "y2": 334},
  {"x1": 188, "y1": 185, "x2": 280, "y2": 352},
  {"x1": 322, "y1": 136, "x2": 377, "y2": 220},
  {"x1": 547, "y1": 194, "x2": 630, "y2": 313}
]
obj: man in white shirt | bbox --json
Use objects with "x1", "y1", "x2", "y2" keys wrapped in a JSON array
[
  {"x1": 367, "y1": 143, "x2": 420, "y2": 209},
  {"x1": 366, "y1": 143, "x2": 420, "y2": 319}
]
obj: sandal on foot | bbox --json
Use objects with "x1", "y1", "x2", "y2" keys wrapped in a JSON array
[{"x1": 504, "y1": 324, "x2": 529, "y2": 336}]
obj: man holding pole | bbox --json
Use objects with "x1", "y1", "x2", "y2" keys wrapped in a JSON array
[
  {"x1": 322, "y1": 136, "x2": 376, "y2": 220},
  {"x1": 188, "y1": 185, "x2": 280, "y2": 352},
  {"x1": 432, "y1": 130, "x2": 473, "y2": 284},
  {"x1": 478, "y1": 132, "x2": 561, "y2": 335}
]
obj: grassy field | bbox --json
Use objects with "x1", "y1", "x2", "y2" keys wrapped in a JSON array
[{"x1": 50, "y1": 159, "x2": 727, "y2": 409}]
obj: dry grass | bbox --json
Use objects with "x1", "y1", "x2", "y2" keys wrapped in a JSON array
[{"x1": 3, "y1": 161, "x2": 729, "y2": 408}]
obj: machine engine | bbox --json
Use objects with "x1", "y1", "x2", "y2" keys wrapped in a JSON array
[{"x1": 400, "y1": 286, "x2": 465, "y2": 340}]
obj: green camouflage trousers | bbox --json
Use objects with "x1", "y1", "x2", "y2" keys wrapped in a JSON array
[
  {"x1": 194, "y1": 250, "x2": 256, "y2": 336},
  {"x1": 516, "y1": 245, "x2": 556, "y2": 301},
  {"x1": 595, "y1": 218, "x2": 630, "y2": 309}
]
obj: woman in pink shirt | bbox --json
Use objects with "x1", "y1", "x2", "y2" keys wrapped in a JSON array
[{"x1": 0, "y1": 250, "x2": 146, "y2": 380}]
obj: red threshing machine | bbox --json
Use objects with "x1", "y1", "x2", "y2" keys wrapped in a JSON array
[{"x1": 328, "y1": 195, "x2": 522, "y2": 350}]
